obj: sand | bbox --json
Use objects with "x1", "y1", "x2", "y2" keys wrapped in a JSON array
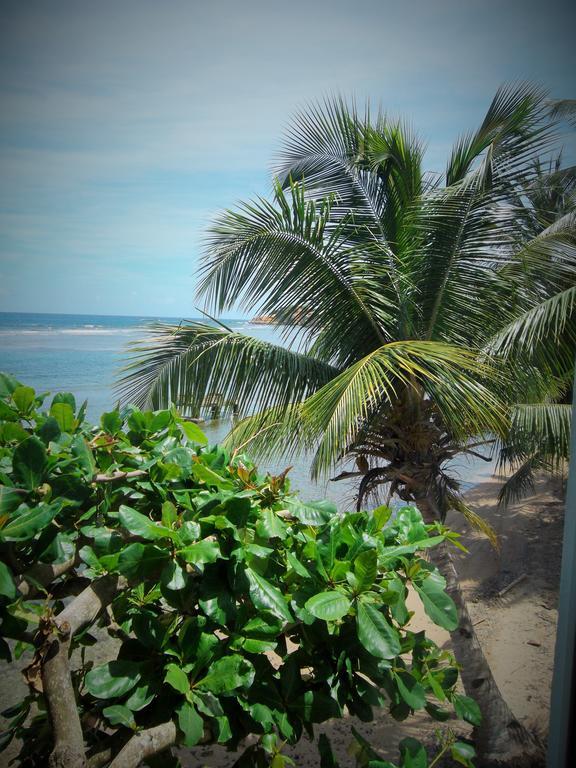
[{"x1": 0, "y1": 474, "x2": 566, "y2": 767}]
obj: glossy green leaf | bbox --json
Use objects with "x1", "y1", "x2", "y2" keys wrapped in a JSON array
[
  {"x1": 178, "y1": 419, "x2": 208, "y2": 445},
  {"x1": 50, "y1": 402, "x2": 75, "y2": 433},
  {"x1": 0, "y1": 373, "x2": 21, "y2": 397},
  {"x1": 117, "y1": 543, "x2": 170, "y2": 579},
  {"x1": 12, "y1": 387, "x2": 35, "y2": 414},
  {"x1": 0, "y1": 502, "x2": 58, "y2": 542},
  {"x1": 356, "y1": 602, "x2": 401, "y2": 659},
  {"x1": 413, "y1": 569, "x2": 458, "y2": 631},
  {"x1": 286, "y1": 550, "x2": 311, "y2": 578},
  {"x1": 85, "y1": 661, "x2": 141, "y2": 699},
  {"x1": 37, "y1": 416, "x2": 60, "y2": 444},
  {"x1": 164, "y1": 663, "x2": 189, "y2": 695},
  {"x1": 177, "y1": 539, "x2": 221, "y2": 565},
  {"x1": 118, "y1": 504, "x2": 178, "y2": 541},
  {"x1": 305, "y1": 591, "x2": 351, "y2": 621},
  {"x1": 194, "y1": 655, "x2": 254, "y2": 694},
  {"x1": 283, "y1": 497, "x2": 336, "y2": 526},
  {"x1": 354, "y1": 550, "x2": 377, "y2": 591},
  {"x1": 399, "y1": 737, "x2": 428, "y2": 768},
  {"x1": 52, "y1": 392, "x2": 76, "y2": 411},
  {"x1": 132, "y1": 612, "x2": 168, "y2": 650},
  {"x1": 394, "y1": 672, "x2": 426, "y2": 710},
  {"x1": 451, "y1": 741, "x2": 476, "y2": 767},
  {"x1": 0, "y1": 485, "x2": 27, "y2": 516},
  {"x1": 370, "y1": 504, "x2": 392, "y2": 531},
  {"x1": 161, "y1": 500, "x2": 177, "y2": 528},
  {"x1": 150, "y1": 410, "x2": 172, "y2": 432},
  {"x1": 71, "y1": 435, "x2": 96, "y2": 479},
  {"x1": 12, "y1": 437, "x2": 47, "y2": 490},
  {"x1": 102, "y1": 704, "x2": 136, "y2": 729},
  {"x1": 245, "y1": 568, "x2": 292, "y2": 623},
  {"x1": 1, "y1": 422, "x2": 30, "y2": 443},
  {"x1": 100, "y1": 410, "x2": 123, "y2": 434},
  {"x1": 0, "y1": 561, "x2": 17, "y2": 599},
  {"x1": 161, "y1": 560, "x2": 187, "y2": 590},
  {"x1": 256, "y1": 508, "x2": 287, "y2": 540},
  {"x1": 191, "y1": 463, "x2": 233, "y2": 489},
  {"x1": 177, "y1": 701, "x2": 204, "y2": 747},
  {"x1": 453, "y1": 693, "x2": 482, "y2": 726},
  {"x1": 124, "y1": 680, "x2": 157, "y2": 711}
]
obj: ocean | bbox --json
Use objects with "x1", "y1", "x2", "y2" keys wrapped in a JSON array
[{"x1": 0, "y1": 312, "x2": 494, "y2": 505}]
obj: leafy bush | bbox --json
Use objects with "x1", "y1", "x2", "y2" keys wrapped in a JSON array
[{"x1": 0, "y1": 373, "x2": 477, "y2": 767}]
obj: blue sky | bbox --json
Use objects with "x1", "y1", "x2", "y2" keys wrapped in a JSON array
[{"x1": 1, "y1": 0, "x2": 575, "y2": 318}]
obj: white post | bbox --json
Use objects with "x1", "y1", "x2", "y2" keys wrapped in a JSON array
[{"x1": 547, "y1": 368, "x2": 576, "y2": 766}]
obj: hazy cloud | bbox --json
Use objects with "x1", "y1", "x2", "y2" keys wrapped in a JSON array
[{"x1": 1, "y1": 0, "x2": 575, "y2": 315}]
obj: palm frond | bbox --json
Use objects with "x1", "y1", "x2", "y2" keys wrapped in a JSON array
[
  {"x1": 198, "y1": 180, "x2": 392, "y2": 363},
  {"x1": 446, "y1": 82, "x2": 554, "y2": 191},
  {"x1": 301, "y1": 341, "x2": 506, "y2": 477},
  {"x1": 223, "y1": 402, "x2": 314, "y2": 461},
  {"x1": 502, "y1": 403, "x2": 572, "y2": 466},
  {"x1": 497, "y1": 456, "x2": 540, "y2": 508},
  {"x1": 273, "y1": 97, "x2": 388, "y2": 228},
  {"x1": 487, "y1": 285, "x2": 576, "y2": 363},
  {"x1": 117, "y1": 322, "x2": 338, "y2": 414},
  {"x1": 447, "y1": 494, "x2": 499, "y2": 549},
  {"x1": 548, "y1": 98, "x2": 576, "y2": 127},
  {"x1": 411, "y1": 184, "x2": 516, "y2": 343}
]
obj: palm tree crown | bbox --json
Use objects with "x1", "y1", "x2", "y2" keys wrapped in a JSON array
[{"x1": 119, "y1": 83, "x2": 573, "y2": 522}]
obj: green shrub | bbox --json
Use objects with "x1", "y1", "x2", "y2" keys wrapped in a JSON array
[{"x1": 0, "y1": 373, "x2": 476, "y2": 767}]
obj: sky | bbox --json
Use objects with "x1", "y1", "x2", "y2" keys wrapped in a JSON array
[{"x1": 0, "y1": 0, "x2": 575, "y2": 318}]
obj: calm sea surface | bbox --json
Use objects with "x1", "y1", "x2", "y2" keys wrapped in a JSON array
[{"x1": 0, "y1": 312, "x2": 493, "y2": 505}]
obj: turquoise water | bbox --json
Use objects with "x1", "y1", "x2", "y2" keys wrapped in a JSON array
[{"x1": 0, "y1": 312, "x2": 494, "y2": 505}]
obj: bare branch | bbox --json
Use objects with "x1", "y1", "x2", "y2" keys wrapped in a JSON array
[
  {"x1": 92, "y1": 469, "x2": 147, "y2": 484},
  {"x1": 39, "y1": 574, "x2": 127, "y2": 767},
  {"x1": 55, "y1": 573, "x2": 126, "y2": 636},
  {"x1": 17, "y1": 556, "x2": 76, "y2": 598},
  {"x1": 87, "y1": 750, "x2": 113, "y2": 768},
  {"x1": 107, "y1": 722, "x2": 177, "y2": 768},
  {"x1": 42, "y1": 635, "x2": 87, "y2": 768}
]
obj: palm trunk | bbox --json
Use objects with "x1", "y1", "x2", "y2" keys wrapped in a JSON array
[{"x1": 417, "y1": 500, "x2": 544, "y2": 766}]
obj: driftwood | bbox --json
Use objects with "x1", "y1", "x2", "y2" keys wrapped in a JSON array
[{"x1": 497, "y1": 573, "x2": 528, "y2": 598}]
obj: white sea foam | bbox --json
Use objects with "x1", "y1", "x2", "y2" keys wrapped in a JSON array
[{"x1": 0, "y1": 327, "x2": 148, "y2": 337}]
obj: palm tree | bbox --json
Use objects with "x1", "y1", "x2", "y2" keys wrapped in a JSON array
[
  {"x1": 487, "y1": 150, "x2": 576, "y2": 505},
  {"x1": 119, "y1": 84, "x2": 571, "y2": 765}
]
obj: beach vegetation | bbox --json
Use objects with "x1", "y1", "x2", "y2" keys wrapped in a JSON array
[{"x1": 0, "y1": 376, "x2": 476, "y2": 768}]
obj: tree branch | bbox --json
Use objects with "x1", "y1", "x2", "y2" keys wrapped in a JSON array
[
  {"x1": 17, "y1": 556, "x2": 77, "y2": 598},
  {"x1": 40, "y1": 574, "x2": 127, "y2": 768},
  {"x1": 92, "y1": 469, "x2": 147, "y2": 484},
  {"x1": 42, "y1": 633, "x2": 87, "y2": 768},
  {"x1": 107, "y1": 722, "x2": 177, "y2": 768},
  {"x1": 55, "y1": 573, "x2": 126, "y2": 636}
]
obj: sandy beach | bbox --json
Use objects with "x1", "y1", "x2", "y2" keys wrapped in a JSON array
[{"x1": 0, "y1": 474, "x2": 566, "y2": 767}]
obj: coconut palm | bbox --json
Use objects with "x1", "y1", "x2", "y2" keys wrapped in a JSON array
[
  {"x1": 119, "y1": 84, "x2": 571, "y2": 764},
  {"x1": 488, "y1": 150, "x2": 576, "y2": 505}
]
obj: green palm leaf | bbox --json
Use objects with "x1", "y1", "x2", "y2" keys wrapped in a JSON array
[
  {"x1": 199, "y1": 180, "x2": 390, "y2": 363},
  {"x1": 117, "y1": 322, "x2": 338, "y2": 414},
  {"x1": 446, "y1": 83, "x2": 553, "y2": 189},
  {"x1": 501, "y1": 403, "x2": 572, "y2": 466},
  {"x1": 300, "y1": 341, "x2": 506, "y2": 477}
]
